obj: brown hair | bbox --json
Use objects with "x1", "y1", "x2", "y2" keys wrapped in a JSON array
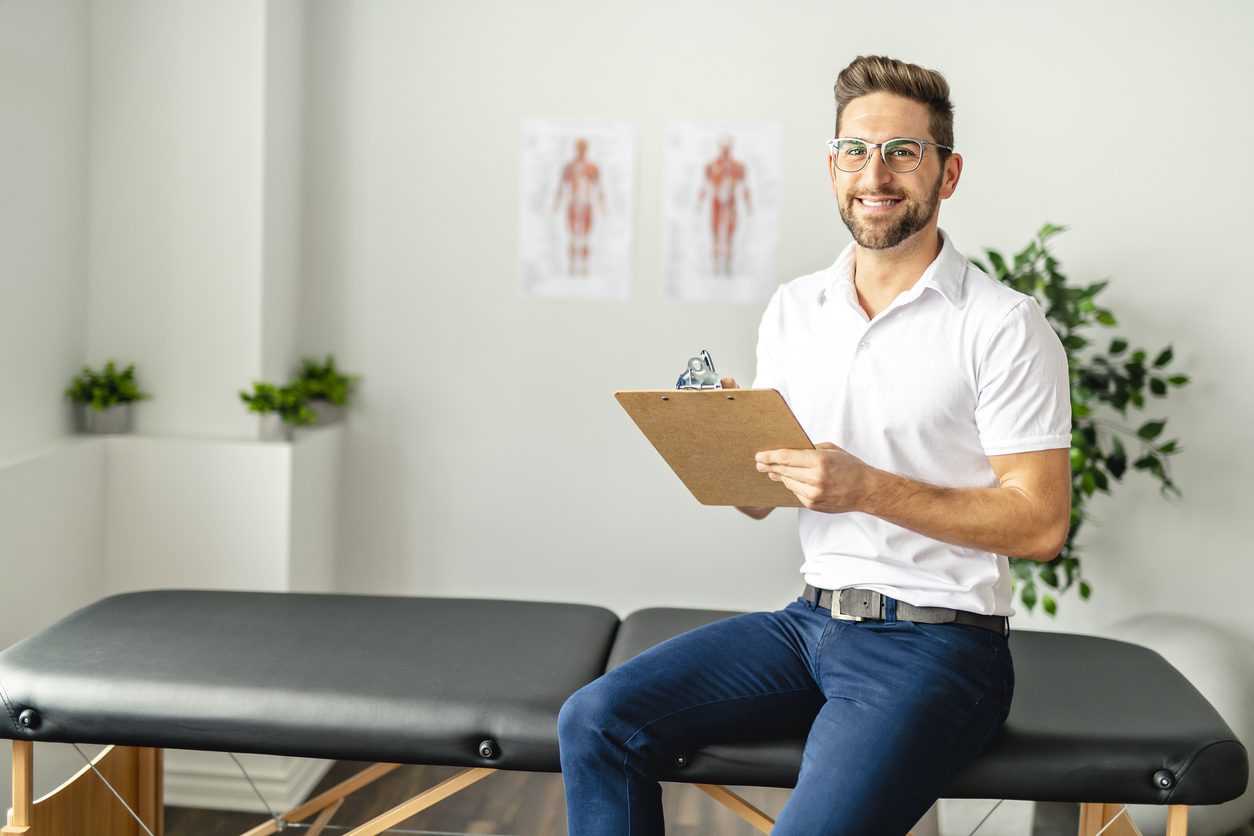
[{"x1": 834, "y1": 56, "x2": 954, "y2": 151}]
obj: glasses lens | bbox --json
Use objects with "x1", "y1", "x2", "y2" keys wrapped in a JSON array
[
  {"x1": 835, "y1": 139, "x2": 869, "y2": 172},
  {"x1": 882, "y1": 139, "x2": 924, "y2": 172}
]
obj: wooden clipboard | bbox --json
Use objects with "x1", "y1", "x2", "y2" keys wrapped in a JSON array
[{"x1": 615, "y1": 389, "x2": 815, "y2": 507}]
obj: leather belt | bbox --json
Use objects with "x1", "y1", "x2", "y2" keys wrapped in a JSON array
[{"x1": 803, "y1": 584, "x2": 1008, "y2": 636}]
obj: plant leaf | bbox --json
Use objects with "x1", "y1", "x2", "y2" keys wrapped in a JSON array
[
  {"x1": 989, "y1": 251, "x2": 1008, "y2": 277},
  {"x1": 1038, "y1": 566, "x2": 1059, "y2": 587}
]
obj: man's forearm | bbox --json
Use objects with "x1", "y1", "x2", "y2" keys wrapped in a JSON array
[{"x1": 858, "y1": 468, "x2": 1066, "y2": 561}]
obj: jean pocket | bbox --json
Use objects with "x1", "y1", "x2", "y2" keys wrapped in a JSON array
[{"x1": 907, "y1": 621, "x2": 1006, "y2": 660}]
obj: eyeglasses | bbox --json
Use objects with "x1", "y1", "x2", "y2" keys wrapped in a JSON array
[{"x1": 826, "y1": 137, "x2": 952, "y2": 173}]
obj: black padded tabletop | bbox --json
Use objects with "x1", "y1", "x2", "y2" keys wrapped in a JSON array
[
  {"x1": 608, "y1": 608, "x2": 1248, "y2": 806},
  {"x1": 0, "y1": 590, "x2": 620, "y2": 773}
]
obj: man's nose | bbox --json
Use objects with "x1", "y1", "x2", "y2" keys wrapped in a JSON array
[{"x1": 859, "y1": 149, "x2": 895, "y2": 184}]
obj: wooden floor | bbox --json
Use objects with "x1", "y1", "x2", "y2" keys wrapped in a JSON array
[
  {"x1": 162, "y1": 761, "x2": 1096, "y2": 836},
  {"x1": 165, "y1": 762, "x2": 788, "y2": 835}
]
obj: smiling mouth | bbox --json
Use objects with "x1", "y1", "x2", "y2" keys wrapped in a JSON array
[{"x1": 856, "y1": 197, "x2": 903, "y2": 208}]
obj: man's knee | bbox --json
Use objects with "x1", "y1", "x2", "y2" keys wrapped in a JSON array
[{"x1": 558, "y1": 676, "x2": 619, "y2": 748}]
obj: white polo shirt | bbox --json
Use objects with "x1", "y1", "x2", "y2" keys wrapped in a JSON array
[{"x1": 752, "y1": 231, "x2": 1070, "y2": 616}]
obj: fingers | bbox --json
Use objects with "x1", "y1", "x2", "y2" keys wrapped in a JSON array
[
  {"x1": 775, "y1": 474, "x2": 819, "y2": 507},
  {"x1": 720, "y1": 377, "x2": 739, "y2": 389},
  {"x1": 763, "y1": 465, "x2": 821, "y2": 490},
  {"x1": 756, "y1": 448, "x2": 811, "y2": 467},
  {"x1": 757, "y1": 443, "x2": 842, "y2": 466}
]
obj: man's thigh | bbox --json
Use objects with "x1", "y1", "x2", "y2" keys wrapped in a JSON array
[
  {"x1": 583, "y1": 601, "x2": 828, "y2": 758},
  {"x1": 775, "y1": 620, "x2": 1015, "y2": 836}
]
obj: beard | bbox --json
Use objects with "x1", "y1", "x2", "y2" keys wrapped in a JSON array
[{"x1": 838, "y1": 169, "x2": 943, "y2": 250}]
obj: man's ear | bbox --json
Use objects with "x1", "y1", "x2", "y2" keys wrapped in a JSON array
[
  {"x1": 940, "y1": 152, "x2": 963, "y2": 199},
  {"x1": 827, "y1": 151, "x2": 840, "y2": 198}
]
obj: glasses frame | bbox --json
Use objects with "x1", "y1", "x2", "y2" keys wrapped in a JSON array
[{"x1": 826, "y1": 137, "x2": 953, "y2": 173}]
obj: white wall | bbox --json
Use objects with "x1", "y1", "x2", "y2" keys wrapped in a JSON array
[
  {"x1": 88, "y1": 0, "x2": 267, "y2": 439},
  {"x1": 2, "y1": 1, "x2": 328, "y2": 808},
  {"x1": 288, "y1": 426, "x2": 342, "y2": 592},
  {"x1": 103, "y1": 436, "x2": 292, "y2": 593},
  {"x1": 261, "y1": 0, "x2": 306, "y2": 384},
  {"x1": 304, "y1": 0, "x2": 1254, "y2": 639},
  {"x1": 0, "y1": 0, "x2": 89, "y2": 460},
  {"x1": 0, "y1": 0, "x2": 100, "y2": 805},
  {"x1": 0, "y1": 440, "x2": 108, "y2": 804}
]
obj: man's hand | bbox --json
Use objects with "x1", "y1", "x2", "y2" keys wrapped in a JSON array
[{"x1": 755, "y1": 443, "x2": 869, "y2": 513}]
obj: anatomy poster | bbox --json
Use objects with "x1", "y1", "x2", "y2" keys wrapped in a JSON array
[
  {"x1": 519, "y1": 120, "x2": 636, "y2": 301},
  {"x1": 664, "y1": 123, "x2": 781, "y2": 303}
]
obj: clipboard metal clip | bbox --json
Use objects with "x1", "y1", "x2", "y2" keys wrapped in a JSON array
[{"x1": 676, "y1": 349, "x2": 723, "y2": 390}]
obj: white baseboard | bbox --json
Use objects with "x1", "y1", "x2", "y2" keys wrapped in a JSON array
[{"x1": 162, "y1": 749, "x2": 334, "y2": 813}]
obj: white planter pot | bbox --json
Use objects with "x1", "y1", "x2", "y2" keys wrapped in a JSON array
[
  {"x1": 312, "y1": 402, "x2": 344, "y2": 426},
  {"x1": 81, "y1": 403, "x2": 133, "y2": 434},
  {"x1": 258, "y1": 413, "x2": 295, "y2": 442}
]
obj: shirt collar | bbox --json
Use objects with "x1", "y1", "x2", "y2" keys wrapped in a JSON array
[{"x1": 819, "y1": 229, "x2": 966, "y2": 308}]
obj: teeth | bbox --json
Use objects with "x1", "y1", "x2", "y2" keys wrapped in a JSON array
[{"x1": 860, "y1": 198, "x2": 900, "y2": 207}]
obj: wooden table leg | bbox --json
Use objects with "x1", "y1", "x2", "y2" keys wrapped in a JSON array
[{"x1": 2, "y1": 740, "x2": 33, "y2": 835}]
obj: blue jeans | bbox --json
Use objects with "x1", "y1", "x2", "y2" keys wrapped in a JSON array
[{"x1": 558, "y1": 597, "x2": 1013, "y2": 835}]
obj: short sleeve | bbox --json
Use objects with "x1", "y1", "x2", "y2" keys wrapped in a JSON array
[
  {"x1": 975, "y1": 298, "x2": 1072, "y2": 456},
  {"x1": 751, "y1": 286, "x2": 788, "y2": 399}
]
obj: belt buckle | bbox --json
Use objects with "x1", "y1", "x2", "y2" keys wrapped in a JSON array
[
  {"x1": 831, "y1": 592, "x2": 864, "y2": 622},
  {"x1": 832, "y1": 589, "x2": 872, "y2": 621}
]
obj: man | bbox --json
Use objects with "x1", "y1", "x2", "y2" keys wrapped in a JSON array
[
  {"x1": 558, "y1": 55, "x2": 1071, "y2": 835},
  {"x1": 697, "y1": 136, "x2": 752, "y2": 276}
]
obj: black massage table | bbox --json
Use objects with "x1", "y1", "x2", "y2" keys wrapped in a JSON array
[{"x1": 0, "y1": 590, "x2": 1247, "y2": 835}]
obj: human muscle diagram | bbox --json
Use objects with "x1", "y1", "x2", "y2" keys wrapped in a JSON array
[
  {"x1": 552, "y1": 138, "x2": 606, "y2": 277},
  {"x1": 665, "y1": 123, "x2": 780, "y2": 303},
  {"x1": 697, "y1": 138, "x2": 752, "y2": 276},
  {"x1": 520, "y1": 121, "x2": 635, "y2": 301}
]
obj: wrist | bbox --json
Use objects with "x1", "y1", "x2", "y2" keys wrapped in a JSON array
[{"x1": 856, "y1": 465, "x2": 889, "y2": 515}]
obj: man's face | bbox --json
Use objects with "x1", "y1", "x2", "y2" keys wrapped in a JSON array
[{"x1": 830, "y1": 92, "x2": 961, "y2": 251}]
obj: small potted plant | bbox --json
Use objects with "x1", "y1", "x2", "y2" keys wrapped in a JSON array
[
  {"x1": 65, "y1": 361, "x2": 151, "y2": 434},
  {"x1": 239, "y1": 382, "x2": 317, "y2": 441},
  {"x1": 292, "y1": 354, "x2": 360, "y2": 425}
]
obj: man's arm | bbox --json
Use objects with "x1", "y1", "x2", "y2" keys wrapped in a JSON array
[{"x1": 754, "y1": 444, "x2": 1070, "y2": 561}]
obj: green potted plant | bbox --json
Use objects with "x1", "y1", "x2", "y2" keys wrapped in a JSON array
[
  {"x1": 293, "y1": 354, "x2": 360, "y2": 425},
  {"x1": 973, "y1": 224, "x2": 1190, "y2": 615},
  {"x1": 238, "y1": 382, "x2": 317, "y2": 441},
  {"x1": 64, "y1": 361, "x2": 151, "y2": 434}
]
